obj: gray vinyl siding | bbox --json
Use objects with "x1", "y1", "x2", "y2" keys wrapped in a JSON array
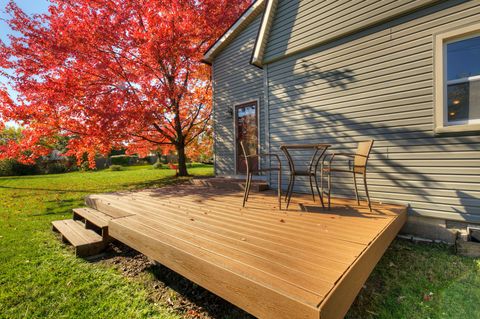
[
  {"x1": 265, "y1": 1, "x2": 480, "y2": 222},
  {"x1": 264, "y1": 0, "x2": 439, "y2": 62},
  {"x1": 212, "y1": 13, "x2": 265, "y2": 176}
]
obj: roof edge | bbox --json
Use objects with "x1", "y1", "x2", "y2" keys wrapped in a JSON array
[
  {"x1": 202, "y1": 0, "x2": 266, "y2": 64},
  {"x1": 250, "y1": 0, "x2": 278, "y2": 68}
]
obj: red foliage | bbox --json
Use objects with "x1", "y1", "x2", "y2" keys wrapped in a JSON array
[
  {"x1": 0, "y1": 0, "x2": 250, "y2": 173},
  {"x1": 186, "y1": 130, "x2": 213, "y2": 162}
]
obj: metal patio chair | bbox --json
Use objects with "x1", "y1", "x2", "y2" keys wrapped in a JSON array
[
  {"x1": 240, "y1": 141, "x2": 282, "y2": 210},
  {"x1": 321, "y1": 140, "x2": 374, "y2": 211}
]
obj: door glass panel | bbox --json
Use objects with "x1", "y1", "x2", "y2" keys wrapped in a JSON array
[{"x1": 236, "y1": 102, "x2": 258, "y2": 174}]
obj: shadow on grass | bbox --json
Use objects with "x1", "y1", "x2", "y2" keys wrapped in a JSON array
[
  {"x1": 0, "y1": 174, "x2": 65, "y2": 181},
  {"x1": 92, "y1": 242, "x2": 253, "y2": 319},
  {"x1": 0, "y1": 185, "x2": 95, "y2": 193},
  {"x1": 120, "y1": 176, "x2": 193, "y2": 191},
  {"x1": 0, "y1": 175, "x2": 195, "y2": 194},
  {"x1": 146, "y1": 262, "x2": 254, "y2": 319},
  {"x1": 40, "y1": 198, "x2": 84, "y2": 217}
]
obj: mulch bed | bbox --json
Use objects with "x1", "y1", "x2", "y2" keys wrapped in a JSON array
[{"x1": 93, "y1": 241, "x2": 254, "y2": 319}]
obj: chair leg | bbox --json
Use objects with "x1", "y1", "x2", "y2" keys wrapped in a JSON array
[
  {"x1": 314, "y1": 173, "x2": 325, "y2": 209},
  {"x1": 286, "y1": 175, "x2": 295, "y2": 209},
  {"x1": 285, "y1": 174, "x2": 293, "y2": 202},
  {"x1": 242, "y1": 173, "x2": 250, "y2": 207},
  {"x1": 363, "y1": 174, "x2": 372, "y2": 212},
  {"x1": 352, "y1": 172, "x2": 360, "y2": 205},
  {"x1": 327, "y1": 170, "x2": 332, "y2": 210},
  {"x1": 320, "y1": 168, "x2": 324, "y2": 200},
  {"x1": 245, "y1": 172, "x2": 253, "y2": 202},
  {"x1": 277, "y1": 170, "x2": 282, "y2": 210},
  {"x1": 309, "y1": 174, "x2": 315, "y2": 202}
]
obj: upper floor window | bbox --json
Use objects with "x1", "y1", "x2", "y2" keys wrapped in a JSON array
[{"x1": 435, "y1": 24, "x2": 480, "y2": 133}]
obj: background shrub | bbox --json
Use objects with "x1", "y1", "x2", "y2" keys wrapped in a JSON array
[
  {"x1": 42, "y1": 161, "x2": 68, "y2": 174},
  {"x1": 109, "y1": 165, "x2": 123, "y2": 171},
  {"x1": 80, "y1": 161, "x2": 93, "y2": 171},
  {"x1": 110, "y1": 155, "x2": 138, "y2": 166},
  {"x1": 142, "y1": 155, "x2": 157, "y2": 165},
  {"x1": 0, "y1": 159, "x2": 38, "y2": 176}
]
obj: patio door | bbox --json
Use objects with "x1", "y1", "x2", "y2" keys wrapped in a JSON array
[{"x1": 235, "y1": 101, "x2": 258, "y2": 174}]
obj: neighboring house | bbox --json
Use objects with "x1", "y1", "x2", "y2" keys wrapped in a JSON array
[
  {"x1": 203, "y1": 0, "x2": 480, "y2": 242},
  {"x1": 47, "y1": 149, "x2": 66, "y2": 161}
]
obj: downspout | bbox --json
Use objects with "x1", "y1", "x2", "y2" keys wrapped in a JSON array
[
  {"x1": 211, "y1": 65, "x2": 217, "y2": 177},
  {"x1": 263, "y1": 63, "x2": 271, "y2": 185}
]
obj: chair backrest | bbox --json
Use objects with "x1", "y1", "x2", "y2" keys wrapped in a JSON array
[
  {"x1": 239, "y1": 141, "x2": 250, "y2": 172},
  {"x1": 354, "y1": 140, "x2": 374, "y2": 168}
]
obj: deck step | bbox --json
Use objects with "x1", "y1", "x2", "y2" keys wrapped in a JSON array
[
  {"x1": 52, "y1": 219, "x2": 105, "y2": 257},
  {"x1": 72, "y1": 207, "x2": 112, "y2": 238}
]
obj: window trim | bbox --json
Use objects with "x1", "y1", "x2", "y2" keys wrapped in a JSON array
[{"x1": 434, "y1": 23, "x2": 480, "y2": 134}]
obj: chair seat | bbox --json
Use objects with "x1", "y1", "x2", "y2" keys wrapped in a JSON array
[
  {"x1": 322, "y1": 167, "x2": 350, "y2": 173},
  {"x1": 291, "y1": 170, "x2": 315, "y2": 176},
  {"x1": 253, "y1": 167, "x2": 281, "y2": 173},
  {"x1": 322, "y1": 167, "x2": 365, "y2": 174}
]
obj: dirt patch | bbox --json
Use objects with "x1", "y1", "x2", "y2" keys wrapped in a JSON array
[{"x1": 95, "y1": 241, "x2": 254, "y2": 319}]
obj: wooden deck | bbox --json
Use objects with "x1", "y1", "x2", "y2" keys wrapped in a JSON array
[{"x1": 85, "y1": 183, "x2": 407, "y2": 319}]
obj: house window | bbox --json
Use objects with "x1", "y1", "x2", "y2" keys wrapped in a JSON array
[{"x1": 435, "y1": 24, "x2": 480, "y2": 133}]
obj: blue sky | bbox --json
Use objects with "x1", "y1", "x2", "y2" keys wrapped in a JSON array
[
  {"x1": 0, "y1": 0, "x2": 50, "y2": 44},
  {"x1": 0, "y1": 0, "x2": 50, "y2": 93},
  {"x1": 0, "y1": 0, "x2": 49, "y2": 126}
]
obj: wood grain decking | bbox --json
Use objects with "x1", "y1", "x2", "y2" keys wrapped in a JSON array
[{"x1": 86, "y1": 184, "x2": 407, "y2": 319}]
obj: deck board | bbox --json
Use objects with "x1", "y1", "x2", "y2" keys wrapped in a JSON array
[{"x1": 90, "y1": 184, "x2": 406, "y2": 319}]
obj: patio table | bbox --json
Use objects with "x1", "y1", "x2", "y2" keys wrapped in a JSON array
[{"x1": 280, "y1": 143, "x2": 331, "y2": 209}]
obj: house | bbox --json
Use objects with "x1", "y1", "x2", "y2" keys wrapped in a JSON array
[
  {"x1": 202, "y1": 0, "x2": 480, "y2": 243},
  {"x1": 49, "y1": 2, "x2": 479, "y2": 318}
]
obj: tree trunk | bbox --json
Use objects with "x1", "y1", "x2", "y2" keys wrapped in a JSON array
[
  {"x1": 176, "y1": 143, "x2": 189, "y2": 176},
  {"x1": 155, "y1": 151, "x2": 162, "y2": 164}
]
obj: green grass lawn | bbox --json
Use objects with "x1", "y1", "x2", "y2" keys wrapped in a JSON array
[
  {"x1": 0, "y1": 165, "x2": 212, "y2": 319},
  {"x1": 0, "y1": 165, "x2": 478, "y2": 319},
  {"x1": 348, "y1": 240, "x2": 480, "y2": 319}
]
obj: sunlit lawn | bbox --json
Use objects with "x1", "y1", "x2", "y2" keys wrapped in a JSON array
[
  {"x1": 0, "y1": 164, "x2": 478, "y2": 319},
  {"x1": 0, "y1": 165, "x2": 211, "y2": 319}
]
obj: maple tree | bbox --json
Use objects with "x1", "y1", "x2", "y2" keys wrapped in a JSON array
[
  {"x1": 0, "y1": 0, "x2": 250, "y2": 176},
  {"x1": 186, "y1": 130, "x2": 213, "y2": 163}
]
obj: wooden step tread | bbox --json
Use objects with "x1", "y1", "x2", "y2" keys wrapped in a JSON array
[
  {"x1": 52, "y1": 219, "x2": 104, "y2": 257},
  {"x1": 73, "y1": 207, "x2": 112, "y2": 228}
]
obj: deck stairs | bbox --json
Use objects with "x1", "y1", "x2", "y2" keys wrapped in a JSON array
[{"x1": 51, "y1": 207, "x2": 113, "y2": 257}]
